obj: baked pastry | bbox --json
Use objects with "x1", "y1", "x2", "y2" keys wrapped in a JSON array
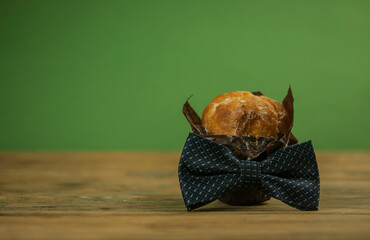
[{"x1": 202, "y1": 91, "x2": 290, "y2": 137}]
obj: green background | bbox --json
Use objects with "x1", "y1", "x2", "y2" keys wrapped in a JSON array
[{"x1": 1, "y1": 0, "x2": 369, "y2": 151}]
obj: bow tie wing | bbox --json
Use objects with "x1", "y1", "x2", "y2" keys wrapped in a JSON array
[
  {"x1": 260, "y1": 141, "x2": 320, "y2": 210},
  {"x1": 179, "y1": 133, "x2": 242, "y2": 211}
]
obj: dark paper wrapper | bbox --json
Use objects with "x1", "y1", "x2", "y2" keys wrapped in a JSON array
[{"x1": 182, "y1": 87, "x2": 298, "y2": 205}]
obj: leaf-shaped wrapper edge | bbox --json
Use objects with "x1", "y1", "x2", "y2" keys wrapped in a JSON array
[{"x1": 182, "y1": 97, "x2": 206, "y2": 135}]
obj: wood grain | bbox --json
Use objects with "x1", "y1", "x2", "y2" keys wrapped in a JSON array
[{"x1": 0, "y1": 152, "x2": 369, "y2": 240}]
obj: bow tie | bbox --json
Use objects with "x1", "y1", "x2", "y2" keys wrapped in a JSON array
[{"x1": 178, "y1": 133, "x2": 320, "y2": 211}]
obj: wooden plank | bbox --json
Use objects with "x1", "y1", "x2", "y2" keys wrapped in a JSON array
[{"x1": 0, "y1": 152, "x2": 369, "y2": 239}]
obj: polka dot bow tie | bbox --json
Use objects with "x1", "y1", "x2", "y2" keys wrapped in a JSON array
[{"x1": 178, "y1": 133, "x2": 320, "y2": 211}]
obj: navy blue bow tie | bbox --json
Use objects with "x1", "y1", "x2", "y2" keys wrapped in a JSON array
[{"x1": 178, "y1": 133, "x2": 320, "y2": 211}]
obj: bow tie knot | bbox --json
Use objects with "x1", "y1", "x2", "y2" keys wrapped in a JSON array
[{"x1": 241, "y1": 161, "x2": 261, "y2": 189}]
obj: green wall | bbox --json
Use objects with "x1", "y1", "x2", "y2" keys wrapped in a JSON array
[{"x1": 1, "y1": 0, "x2": 369, "y2": 150}]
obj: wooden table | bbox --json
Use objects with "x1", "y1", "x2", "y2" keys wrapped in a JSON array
[{"x1": 0, "y1": 152, "x2": 369, "y2": 239}]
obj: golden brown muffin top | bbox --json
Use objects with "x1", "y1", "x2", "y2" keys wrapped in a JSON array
[{"x1": 202, "y1": 91, "x2": 289, "y2": 138}]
